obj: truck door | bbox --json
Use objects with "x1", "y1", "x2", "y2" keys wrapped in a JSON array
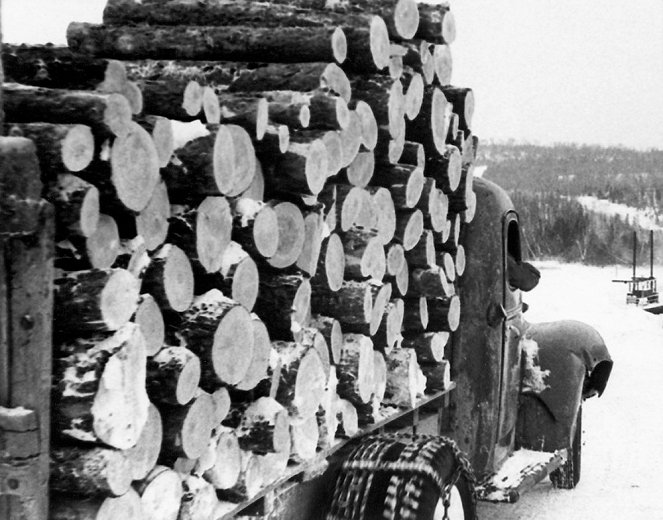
[{"x1": 494, "y1": 212, "x2": 524, "y2": 465}]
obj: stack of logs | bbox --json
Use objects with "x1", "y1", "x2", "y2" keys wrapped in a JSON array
[{"x1": 1, "y1": 0, "x2": 476, "y2": 517}]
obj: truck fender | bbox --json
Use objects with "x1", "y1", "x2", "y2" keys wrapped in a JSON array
[{"x1": 516, "y1": 320, "x2": 612, "y2": 451}]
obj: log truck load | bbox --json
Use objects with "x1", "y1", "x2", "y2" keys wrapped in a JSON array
[{"x1": 0, "y1": 1, "x2": 612, "y2": 518}]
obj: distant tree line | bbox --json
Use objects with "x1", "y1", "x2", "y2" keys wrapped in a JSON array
[{"x1": 478, "y1": 142, "x2": 663, "y2": 265}]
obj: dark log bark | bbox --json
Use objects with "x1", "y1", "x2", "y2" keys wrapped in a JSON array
[
  {"x1": 416, "y1": 2, "x2": 456, "y2": 44},
  {"x1": 352, "y1": 100, "x2": 378, "y2": 150},
  {"x1": 405, "y1": 228, "x2": 436, "y2": 268},
  {"x1": 52, "y1": 323, "x2": 149, "y2": 449},
  {"x1": 175, "y1": 289, "x2": 254, "y2": 388},
  {"x1": 50, "y1": 490, "x2": 142, "y2": 520},
  {"x1": 311, "y1": 279, "x2": 374, "y2": 327},
  {"x1": 310, "y1": 314, "x2": 343, "y2": 364},
  {"x1": 373, "y1": 298, "x2": 404, "y2": 352},
  {"x1": 178, "y1": 474, "x2": 218, "y2": 519},
  {"x1": 405, "y1": 85, "x2": 450, "y2": 156},
  {"x1": 425, "y1": 144, "x2": 461, "y2": 193},
  {"x1": 442, "y1": 86, "x2": 474, "y2": 133},
  {"x1": 350, "y1": 76, "x2": 405, "y2": 139},
  {"x1": 67, "y1": 22, "x2": 347, "y2": 64},
  {"x1": 402, "y1": 41, "x2": 435, "y2": 85},
  {"x1": 160, "y1": 391, "x2": 215, "y2": 460},
  {"x1": 272, "y1": 341, "x2": 326, "y2": 417},
  {"x1": 336, "y1": 334, "x2": 374, "y2": 406},
  {"x1": 46, "y1": 173, "x2": 100, "y2": 241},
  {"x1": 311, "y1": 232, "x2": 345, "y2": 292},
  {"x1": 237, "y1": 397, "x2": 290, "y2": 454},
  {"x1": 5, "y1": 122, "x2": 94, "y2": 175},
  {"x1": 135, "y1": 465, "x2": 183, "y2": 520},
  {"x1": 231, "y1": 198, "x2": 279, "y2": 259},
  {"x1": 394, "y1": 208, "x2": 424, "y2": 250},
  {"x1": 142, "y1": 243, "x2": 194, "y2": 313},
  {"x1": 54, "y1": 267, "x2": 139, "y2": 334},
  {"x1": 402, "y1": 331, "x2": 448, "y2": 363},
  {"x1": 403, "y1": 296, "x2": 428, "y2": 331},
  {"x1": 3, "y1": 83, "x2": 132, "y2": 137},
  {"x1": 383, "y1": 348, "x2": 420, "y2": 408},
  {"x1": 371, "y1": 163, "x2": 424, "y2": 209},
  {"x1": 426, "y1": 295, "x2": 460, "y2": 332},
  {"x1": 448, "y1": 163, "x2": 475, "y2": 214},
  {"x1": 50, "y1": 446, "x2": 133, "y2": 497},
  {"x1": 146, "y1": 346, "x2": 201, "y2": 406},
  {"x1": 400, "y1": 140, "x2": 426, "y2": 168},
  {"x1": 342, "y1": 229, "x2": 385, "y2": 281},
  {"x1": 123, "y1": 403, "x2": 163, "y2": 481},
  {"x1": 407, "y1": 266, "x2": 452, "y2": 298},
  {"x1": 253, "y1": 273, "x2": 311, "y2": 341},
  {"x1": 420, "y1": 359, "x2": 451, "y2": 393}
]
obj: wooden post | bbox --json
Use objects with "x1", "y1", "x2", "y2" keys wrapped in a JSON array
[{"x1": 0, "y1": 136, "x2": 54, "y2": 520}]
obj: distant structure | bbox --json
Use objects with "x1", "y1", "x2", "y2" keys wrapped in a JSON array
[{"x1": 613, "y1": 230, "x2": 662, "y2": 313}]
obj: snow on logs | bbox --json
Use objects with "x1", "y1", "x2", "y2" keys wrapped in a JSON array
[{"x1": 15, "y1": 0, "x2": 478, "y2": 512}]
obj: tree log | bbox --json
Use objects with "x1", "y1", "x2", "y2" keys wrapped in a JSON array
[
  {"x1": 372, "y1": 163, "x2": 424, "y2": 209},
  {"x1": 420, "y1": 359, "x2": 451, "y2": 393},
  {"x1": 394, "y1": 209, "x2": 424, "y2": 250},
  {"x1": 265, "y1": 201, "x2": 306, "y2": 269},
  {"x1": 237, "y1": 397, "x2": 291, "y2": 454},
  {"x1": 50, "y1": 446, "x2": 133, "y2": 497},
  {"x1": 433, "y1": 44, "x2": 453, "y2": 86},
  {"x1": 442, "y1": 86, "x2": 474, "y2": 132},
  {"x1": 54, "y1": 268, "x2": 139, "y2": 334},
  {"x1": 407, "y1": 266, "x2": 452, "y2": 298},
  {"x1": 311, "y1": 279, "x2": 374, "y2": 327},
  {"x1": 46, "y1": 173, "x2": 100, "y2": 240},
  {"x1": 55, "y1": 213, "x2": 120, "y2": 270},
  {"x1": 336, "y1": 334, "x2": 374, "y2": 406},
  {"x1": 160, "y1": 391, "x2": 215, "y2": 460},
  {"x1": 132, "y1": 293, "x2": 165, "y2": 356},
  {"x1": 50, "y1": 490, "x2": 142, "y2": 520},
  {"x1": 438, "y1": 250, "x2": 456, "y2": 283},
  {"x1": 393, "y1": 258, "x2": 410, "y2": 296},
  {"x1": 405, "y1": 228, "x2": 436, "y2": 268},
  {"x1": 311, "y1": 233, "x2": 345, "y2": 292},
  {"x1": 5, "y1": 122, "x2": 94, "y2": 174},
  {"x1": 364, "y1": 186, "x2": 396, "y2": 245},
  {"x1": 426, "y1": 295, "x2": 460, "y2": 332},
  {"x1": 416, "y1": 2, "x2": 456, "y2": 44},
  {"x1": 231, "y1": 198, "x2": 280, "y2": 259},
  {"x1": 416, "y1": 177, "x2": 447, "y2": 232},
  {"x1": 383, "y1": 348, "x2": 419, "y2": 408},
  {"x1": 114, "y1": 235, "x2": 150, "y2": 279},
  {"x1": 3, "y1": 83, "x2": 132, "y2": 137},
  {"x1": 373, "y1": 298, "x2": 404, "y2": 352},
  {"x1": 134, "y1": 466, "x2": 183, "y2": 520},
  {"x1": 310, "y1": 315, "x2": 343, "y2": 364},
  {"x1": 141, "y1": 243, "x2": 194, "y2": 313},
  {"x1": 217, "y1": 450, "x2": 263, "y2": 503},
  {"x1": 203, "y1": 427, "x2": 241, "y2": 490},
  {"x1": 178, "y1": 475, "x2": 218, "y2": 520},
  {"x1": 138, "y1": 115, "x2": 175, "y2": 168},
  {"x1": 124, "y1": 402, "x2": 163, "y2": 481},
  {"x1": 146, "y1": 346, "x2": 201, "y2": 406},
  {"x1": 351, "y1": 76, "x2": 405, "y2": 139},
  {"x1": 296, "y1": 209, "x2": 325, "y2": 276},
  {"x1": 316, "y1": 367, "x2": 339, "y2": 449},
  {"x1": 352, "y1": 100, "x2": 378, "y2": 150},
  {"x1": 335, "y1": 398, "x2": 359, "y2": 438},
  {"x1": 175, "y1": 289, "x2": 254, "y2": 388},
  {"x1": 386, "y1": 243, "x2": 406, "y2": 276},
  {"x1": 135, "y1": 179, "x2": 170, "y2": 251},
  {"x1": 52, "y1": 323, "x2": 148, "y2": 449},
  {"x1": 290, "y1": 414, "x2": 320, "y2": 463},
  {"x1": 342, "y1": 229, "x2": 386, "y2": 281},
  {"x1": 405, "y1": 85, "x2": 450, "y2": 156},
  {"x1": 403, "y1": 296, "x2": 428, "y2": 331},
  {"x1": 402, "y1": 331, "x2": 448, "y2": 363},
  {"x1": 455, "y1": 244, "x2": 466, "y2": 277},
  {"x1": 403, "y1": 71, "x2": 424, "y2": 121},
  {"x1": 300, "y1": 326, "x2": 331, "y2": 380},
  {"x1": 341, "y1": 150, "x2": 375, "y2": 188},
  {"x1": 254, "y1": 273, "x2": 311, "y2": 341},
  {"x1": 337, "y1": 111, "x2": 363, "y2": 168},
  {"x1": 273, "y1": 341, "x2": 326, "y2": 418}
]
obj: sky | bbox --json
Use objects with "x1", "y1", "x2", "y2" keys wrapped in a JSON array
[{"x1": 2, "y1": 0, "x2": 663, "y2": 150}]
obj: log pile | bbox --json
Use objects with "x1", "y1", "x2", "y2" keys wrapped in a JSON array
[{"x1": 1, "y1": 0, "x2": 476, "y2": 514}]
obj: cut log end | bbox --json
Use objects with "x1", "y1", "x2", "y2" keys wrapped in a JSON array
[
  {"x1": 214, "y1": 124, "x2": 257, "y2": 196},
  {"x1": 268, "y1": 202, "x2": 305, "y2": 269},
  {"x1": 62, "y1": 124, "x2": 95, "y2": 172},
  {"x1": 369, "y1": 15, "x2": 391, "y2": 70},
  {"x1": 394, "y1": 0, "x2": 420, "y2": 40},
  {"x1": 332, "y1": 26, "x2": 347, "y2": 64}
]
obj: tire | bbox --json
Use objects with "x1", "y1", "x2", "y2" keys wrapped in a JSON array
[
  {"x1": 327, "y1": 435, "x2": 477, "y2": 520},
  {"x1": 550, "y1": 406, "x2": 582, "y2": 489}
]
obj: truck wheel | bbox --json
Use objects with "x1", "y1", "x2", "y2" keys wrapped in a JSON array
[
  {"x1": 327, "y1": 435, "x2": 476, "y2": 520},
  {"x1": 550, "y1": 406, "x2": 582, "y2": 489}
]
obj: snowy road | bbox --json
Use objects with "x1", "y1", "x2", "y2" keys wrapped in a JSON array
[{"x1": 477, "y1": 262, "x2": 663, "y2": 519}]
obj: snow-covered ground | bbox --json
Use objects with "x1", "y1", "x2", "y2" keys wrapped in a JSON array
[
  {"x1": 478, "y1": 261, "x2": 663, "y2": 519},
  {"x1": 576, "y1": 195, "x2": 663, "y2": 231}
]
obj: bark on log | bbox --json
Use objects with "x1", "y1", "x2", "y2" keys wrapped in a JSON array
[
  {"x1": 405, "y1": 228, "x2": 436, "y2": 268},
  {"x1": 160, "y1": 391, "x2": 215, "y2": 460},
  {"x1": 162, "y1": 124, "x2": 256, "y2": 201},
  {"x1": 273, "y1": 341, "x2": 326, "y2": 418},
  {"x1": 178, "y1": 474, "x2": 218, "y2": 520},
  {"x1": 311, "y1": 232, "x2": 345, "y2": 292},
  {"x1": 289, "y1": 414, "x2": 320, "y2": 463},
  {"x1": 448, "y1": 164, "x2": 475, "y2": 214},
  {"x1": 50, "y1": 489, "x2": 142, "y2": 520},
  {"x1": 399, "y1": 140, "x2": 426, "y2": 168},
  {"x1": 336, "y1": 334, "x2": 374, "y2": 405},
  {"x1": 342, "y1": 229, "x2": 386, "y2": 281},
  {"x1": 134, "y1": 466, "x2": 183, "y2": 520},
  {"x1": 146, "y1": 346, "x2": 201, "y2": 406},
  {"x1": 416, "y1": 2, "x2": 456, "y2": 44},
  {"x1": 403, "y1": 296, "x2": 428, "y2": 331},
  {"x1": 310, "y1": 314, "x2": 343, "y2": 364},
  {"x1": 55, "y1": 213, "x2": 119, "y2": 270},
  {"x1": 420, "y1": 359, "x2": 451, "y2": 393},
  {"x1": 231, "y1": 198, "x2": 280, "y2": 259},
  {"x1": 237, "y1": 397, "x2": 291, "y2": 454},
  {"x1": 402, "y1": 331, "x2": 448, "y2": 363},
  {"x1": 50, "y1": 446, "x2": 133, "y2": 496},
  {"x1": 426, "y1": 295, "x2": 460, "y2": 332},
  {"x1": 254, "y1": 273, "x2": 311, "y2": 341},
  {"x1": 124, "y1": 402, "x2": 163, "y2": 481},
  {"x1": 408, "y1": 266, "x2": 452, "y2": 298},
  {"x1": 204, "y1": 427, "x2": 241, "y2": 490},
  {"x1": 132, "y1": 293, "x2": 165, "y2": 356},
  {"x1": 405, "y1": 85, "x2": 450, "y2": 156},
  {"x1": 175, "y1": 289, "x2": 254, "y2": 388},
  {"x1": 54, "y1": 267, "x2": 139, "y2": 334},
  {"x1": 373, "y1": 298, "x2": 404, "y2": 352},
  {"x1": 311, "y1": 279, "x2": 374, "y2": 327},
  {"x1": 383, "y1": 348, "x2": 419, "y2": 408},
  {"x1": 394, "y1": 208, "x2": 424, "y2": 250},
  {"x1": 217, "y1": 450, "x2": 263, "y2": 503},
  {"x1": 46, "y1": 173, "x2": 100, "y2": 240},
  {"x1": 417, "y1": 177, "x2": 447, "y2": 232},
  {"x1": 300, "y1": 326, "x2": 331, "y2": 380},
  {"x1": 442, "y1": 86, "x2": 474, "y2": 132},
  {"x1": 265, "y1": 201, "x2": 306, "y2": 269},
  {"x1": 3, "y1": 83, "x2": 133, "y2": 137},
  {"x1": 67, "y1": 22, "x2": 347, "y2": 64},
  {"x1": 52, "y1": 323, "x2": 149, "y2": 449},
  {"x1": 372, "y1": 163, "x2": 424, "y2": 209},
  {"x1": 141, "y1": 243, "x2": 194, "y2": 313},
  {"x1": 5, "y1": 122, "x2": 94, "y2": 174},
  {"x1": 350, "y1": 76, "x2": 405, "y2": 139}
]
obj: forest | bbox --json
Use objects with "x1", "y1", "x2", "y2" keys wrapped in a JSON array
[{"x1": 478, "y1": 142, "x2": 663, "y2": 266}]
